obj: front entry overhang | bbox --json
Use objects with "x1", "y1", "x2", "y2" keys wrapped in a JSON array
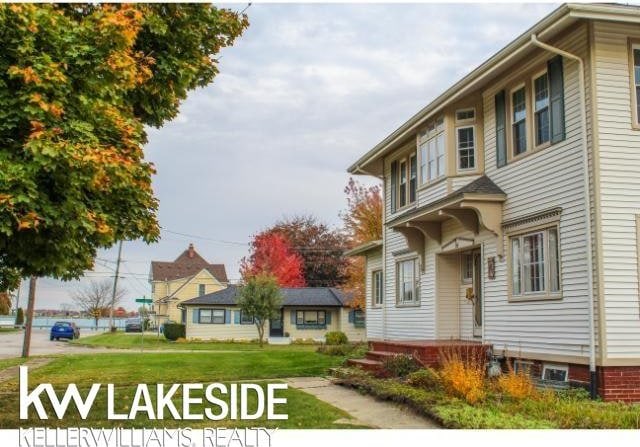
[{"x1": 388, "y1": 176, "x2": 506, "y2": 267}]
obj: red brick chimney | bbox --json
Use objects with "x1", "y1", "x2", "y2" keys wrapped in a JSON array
[{"x1": 188, "y1": 243, "x2": 195, "y2": 258}]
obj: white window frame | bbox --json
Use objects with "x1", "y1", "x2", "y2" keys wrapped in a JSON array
[
  {"x1": 511, "y1": 84, "x2": 528, "y2": 156},
  {"x1": 456, "y1": 125, "x2": 476, "y2": 172},
  {"x1": 532, "y1": 70, "x2": 550, "y2": 148},
  {"x1": 542, "y1": 363, "x2": 569, "y2": 382},
  {"x1": 455, "y1": 107, "x2": 475, "y2": 124},
  {"x1": 418, "y1": 117, "x2": 446, "y2": 185},
  {"x1": 239, "y1": 310, "x2": 254, "y2": 325},
  {"x1": 509, "y1": 226, "x2": 561, "y2": 301},
  {"x1": 296, "y1": 310, "x2": 326, "y2": 326},
  {"x1": 199, "y1": 308, "x2": 225, "y2": 324},
  {"x1": 372, "y1": 270, "x2": 383, "y2": 306},
  {"x1": 396, "y1": 257, "x2": 420, "y2": 306}
]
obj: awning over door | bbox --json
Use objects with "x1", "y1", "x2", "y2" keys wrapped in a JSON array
[{"x1": 387, "y1": 176, "x2": 506, "y2": 266}]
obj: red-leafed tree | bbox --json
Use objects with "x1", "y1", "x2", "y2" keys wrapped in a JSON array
[{"x1": 240, "y1": 233, "x2": 306, "y2": 287}]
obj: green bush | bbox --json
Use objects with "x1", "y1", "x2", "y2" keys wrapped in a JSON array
[
  {"x1": 407, "y1": 368, "x2": 443, "y2": 391},
  {"x1": 317, "y1": 344, "x2": 353, "y2": 356},
  {"x1": 163, "y1": 323, "x2": 185, "y2": 341},
  {"x1": 382, "y1": 354, "x2": 421, "y2": 377},
  {"x1": 15, "y1": 307, "x2": 24, "y2": 326},
  {"x1": 325, "y1": 331, "x2": 348, "y2": 345}
]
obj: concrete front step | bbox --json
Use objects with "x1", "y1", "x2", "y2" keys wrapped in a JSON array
[{"x1": 347, "y1": 357, "x2": 383, "y2": 372}]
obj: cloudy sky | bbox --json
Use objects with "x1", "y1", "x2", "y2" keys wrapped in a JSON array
[{"x1": 20, "y1": 2, "x2": 561, "y2": 311}]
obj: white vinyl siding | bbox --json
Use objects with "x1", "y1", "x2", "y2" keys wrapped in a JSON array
[
  {"x1": 364, "y1": 250, "x2": 384, "y2": 339},
  {"x1": 593, "y1": 21, "x2": 640, "y2": 359},
  {"x1": 482, "y1": 23, "x2": 593, "y2": 359}
]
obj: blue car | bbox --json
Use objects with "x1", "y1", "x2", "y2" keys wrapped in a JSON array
[{"x1": 50, "y1": 321, "x2": 80, "y2": 341}]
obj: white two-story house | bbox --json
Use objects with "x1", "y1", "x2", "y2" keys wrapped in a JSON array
[{"x1": 347, "y1": 3, "x2": 640, "y2": 402}]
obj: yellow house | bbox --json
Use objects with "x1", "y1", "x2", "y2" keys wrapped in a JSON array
[{"x1": 149, "y1": 243, "x2": 228, "y2": 325}]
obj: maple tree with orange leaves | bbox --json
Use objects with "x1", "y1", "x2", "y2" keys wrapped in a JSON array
[{"x1": 0, "y1": 4, "x2": 249, "y2": 288}]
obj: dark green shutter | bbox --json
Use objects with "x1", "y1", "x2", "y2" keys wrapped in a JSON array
[
  {"x1": 548, "y1": 56, "x2": 565, "y2": 144},
  {"x1": 348, "y1": 310, "x2": 354, "y2": 323},
  {"x1": 234, "y1": 310, "x2": 240, "y2": 324},
  {"x1": 224, "y1": 310, "x2": 230, "y2": 324},
  {"x1": 192, "y1": 309, "x2": 199, "y2": 324},
  {"x1": 495, "y1": 90, "x2": 507, "y2": 168},
  {"x1": 290, "y1": 310, "x2": 297, "y2": 324},
  {"x1": 325, "y1": 311, "x2": 331, "y2": 324},
  {"x1": 390, "y1": 161, "x2": 398, "y2": 213}
]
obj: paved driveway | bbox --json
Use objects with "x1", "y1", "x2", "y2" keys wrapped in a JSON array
[{"x1": 0, "y1": 328, "x2": 110, "y2": 358}]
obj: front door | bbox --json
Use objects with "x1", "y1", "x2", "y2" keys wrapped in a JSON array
[
  {"x1": 269, "y1": 309, "x2": 284, "y2": 337},
  {"x1": 472, "y1": 250, "x2": 483, "y2": 337}
]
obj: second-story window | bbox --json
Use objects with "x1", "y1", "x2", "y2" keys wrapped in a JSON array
[
  {"x1": 419, "y1": 117, "x2": 445, "y2": 184},
  {"x1": 512, "y1": 87, "x2": 527, "y2": 155},
  {"x1": 457, "y1": 127, "x2": 475, "y2": 170},
  {"x1": 633, "y1": 46, "x2": 640, "y2": 125},
  {"x1": 399, "y1": 160, "x2": 407, "y2": 207},
  {"x1": 534, "y1": 73, "x2": 550, "y2": 146},
  {"x1": 409, "y1": 154, "x2": 417, "y2": 203}
]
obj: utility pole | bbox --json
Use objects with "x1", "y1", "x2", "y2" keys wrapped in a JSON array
[
  {"x1": 21, "y1": 276, "x2": 37, "y2": 358},
  {"x1": 108, "y1": 240, "x2": 123, "y2": 332}
]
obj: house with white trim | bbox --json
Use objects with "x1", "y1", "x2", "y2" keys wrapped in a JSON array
[
  {"x1": 347, "y1": 3, "x2": 640, "y2": 401},
  {"x1": 149, "y1": 244, "x2": 228, "y2": 326}
]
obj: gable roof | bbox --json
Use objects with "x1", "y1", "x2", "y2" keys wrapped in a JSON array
[
  {"x1": 150, "y1": 243, "x2": 228, "y2": 283},
  {"x1": 347, "y1": 3, "x2": 640, "y2": 176},
  {"x1": 181, "y1": 285, "x2": 350, "y2": 307}
]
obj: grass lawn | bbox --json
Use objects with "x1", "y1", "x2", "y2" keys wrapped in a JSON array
[
  {"x1": 0, "y1": 357, "x2": 27, "y2": 371},
  {"x1": 0, "y1": 327, "x2": 20, "y2": 334},
  {"x1": 0, "y1": 351, "x2": 358, "y2": 428},
  {"x1": 72, "y1": 332, "x2": 319, "y2": 351}
]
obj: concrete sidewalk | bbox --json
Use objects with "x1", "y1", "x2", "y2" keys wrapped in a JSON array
[{"x1": 285, "y1": 377, "x2": 439, "y2": 429}]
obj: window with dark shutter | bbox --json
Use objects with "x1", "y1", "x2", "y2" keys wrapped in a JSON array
[
  {"x1": 495, "y1": 90, "x2": 507, "y2": 167},
  {"x1": 390, "y1": 161, "x2": 398, "y2": 213},
  {"x1": 548, "y1": 56, "x2": 565, "y2": 144}
]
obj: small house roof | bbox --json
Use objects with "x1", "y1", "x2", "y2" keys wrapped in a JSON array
[{"x1": 181, "y1": 285, "x2": 350, "y2": 307}]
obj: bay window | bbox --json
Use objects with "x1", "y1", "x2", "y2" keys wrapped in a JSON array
[
  {"x1": 510, "y1": 227, "x2": 561, "y2": 299},
  {"x1": 419, "y1": 117, "x2": 445, "y2": 184}
]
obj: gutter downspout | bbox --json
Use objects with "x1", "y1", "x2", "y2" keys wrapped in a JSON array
[{"x1": 530, "y1": 34, "x2": 597, "y2": 399}]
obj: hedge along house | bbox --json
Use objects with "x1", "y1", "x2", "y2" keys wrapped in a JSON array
[
  {"x1": 180, "y1": 285, "x2": 366, "y2": 343},
  {"x1": 149, "y1": 244, "x2": 228, "y2": 327},
  {"x1": 347, "y1": 3, "x2": 640, "y2": 401}
]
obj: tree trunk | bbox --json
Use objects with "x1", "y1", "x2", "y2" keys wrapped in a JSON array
[
  {"x1": 257, "y1": 322, "x2": 264, "y2": 347},
  {"x1": 21, "y1": 276, "x2": 37, "y2": 358}
]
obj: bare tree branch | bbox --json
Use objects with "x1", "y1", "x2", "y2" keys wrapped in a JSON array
[{"x1": 70, "y1": 280, "x2": 126, "y2": 327}]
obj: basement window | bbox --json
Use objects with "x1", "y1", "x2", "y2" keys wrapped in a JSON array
[{"x1": 542, "y1": 364, "x2": 568, "y2": 382}]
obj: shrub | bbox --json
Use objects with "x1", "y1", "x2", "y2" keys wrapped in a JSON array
[
  {"x1": 163, "y1": 323, "x2": 185, "y2": 341},
  {"x1": 292, "y1": 338, "x2": 319, "y2": 345},
  {"x1": 325, "y1": 331, "x2": 348, "y2": 345},
  {"x1": 382, "y1": 354, "x2": 421, "y2": 377},
  {"x1": 496, "y1": 360, "x2": 538, "y2": 400},
  {"x1": 15, "y1": 307, "x2": 24, "y2": 326},
  {"x1": 407, "y1": 368, "x2": 443, "y2": 391},
  {"x1": 438, "y1": 345, "x2": 486, "y2": 404}
]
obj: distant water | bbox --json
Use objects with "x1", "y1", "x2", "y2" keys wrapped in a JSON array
[{"x1": 0, "y1": 315, "x2": 131, "y2": 329}]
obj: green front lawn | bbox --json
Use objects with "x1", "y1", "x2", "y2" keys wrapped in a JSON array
[
  {"x1": 0, "y1": 357, "x2": 27, "y2": 371},
  {"x1": 0, "y1": 327, "x2": 20, "y2": 334},
  {"x1": 72, "y1": 332, "x2": 319, "y2": 351},
  {"x1": 0, "y1": 351, "x2": 356, "y2": 428}
]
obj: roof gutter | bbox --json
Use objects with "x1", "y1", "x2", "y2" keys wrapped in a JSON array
[
  {"x1": 530, "y1": 33, "x2": 597, "y2": 400},
  {"x1": 348, "y1": 5, "x2": 575, "y2": 174}
]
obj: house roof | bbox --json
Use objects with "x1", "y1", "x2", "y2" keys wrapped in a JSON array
[
  {"x1": 344, "y1": 240, "x2": 383, "y2": 257},
  {"x1": 150, "y1": 243, "x2": 228, "y2": 283},
  {"x1": 347, "y1": 3, "x2": 640, "y2": 176},
  {"x1": 181, "y1": 285, "x2": 350, "y2": 307},
  {"x1": 386, "y1": 175, "x2": 505, "y2": 227}
]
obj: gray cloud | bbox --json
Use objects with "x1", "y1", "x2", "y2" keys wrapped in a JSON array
[{"x1": 26, "y1": 3, "x2": 557, "y2": 310}]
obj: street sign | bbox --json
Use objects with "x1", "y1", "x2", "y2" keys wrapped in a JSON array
[{"x1": 135, "y1": 298, "x2": 153, "y2": 304}]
